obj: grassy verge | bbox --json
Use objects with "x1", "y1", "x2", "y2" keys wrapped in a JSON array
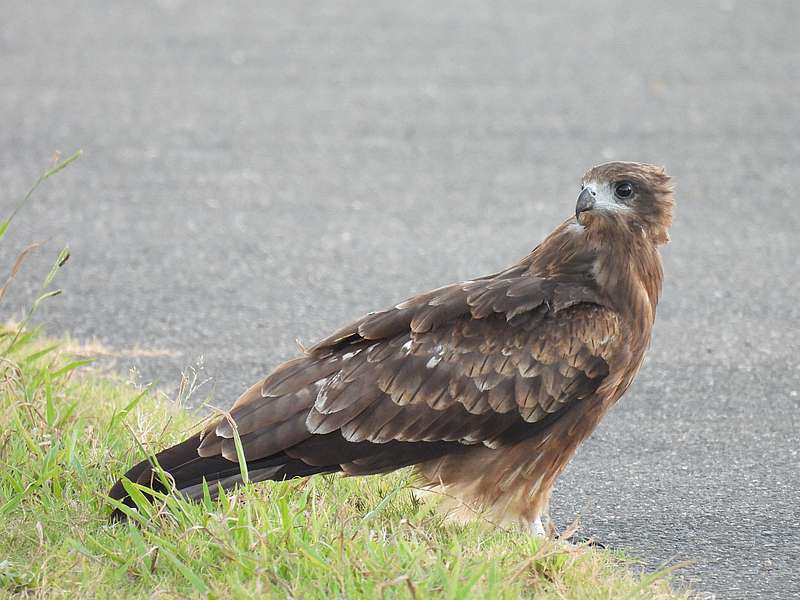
[{"x1": 0, "y1": 329, "x2": 685, "y2": 599}]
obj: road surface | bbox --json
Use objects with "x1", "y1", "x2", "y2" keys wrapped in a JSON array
[{"x1": 1, "y1": 2, "x2": 798, "y2": 597}]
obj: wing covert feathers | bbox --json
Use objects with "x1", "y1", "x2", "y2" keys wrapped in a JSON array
[
  {"x1": 112, "y1": 267, "x2": 623, "y2": 519},
  {"x1": 203, "y1": 274, "x2": 617, "y2": 465}
]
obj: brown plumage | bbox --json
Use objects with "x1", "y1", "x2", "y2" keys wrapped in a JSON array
[{"x1": 109, "y1": 161, "x2": 674, "y2": 531}]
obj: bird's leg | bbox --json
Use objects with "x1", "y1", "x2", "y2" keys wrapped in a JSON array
[
  {"x1": 528, "y1": 514, "x2": 606, "y2": 547},
  {"x1": 529, "y1": 515, "x2": 546, "y2": 537}
]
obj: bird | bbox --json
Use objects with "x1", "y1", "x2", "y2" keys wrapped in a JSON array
[{"x1": 109, "y1": 161, "x2": 674, "y2": 536}]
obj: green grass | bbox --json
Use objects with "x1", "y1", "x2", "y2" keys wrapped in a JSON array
[
  {"x1": 0, "y1": 154, "x2": 685, "y2": 598},
  {"x1": 0, "y1": 329, "x2": 687, "y2": 599}
]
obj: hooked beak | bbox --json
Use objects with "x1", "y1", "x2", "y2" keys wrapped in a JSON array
[{"x1": 575, "y1": 187, "x2": 595, "y2": 221}]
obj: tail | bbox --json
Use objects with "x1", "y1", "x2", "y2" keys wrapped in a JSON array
[{"x1": 107, "y1": 432, "x2": 338, "y2": 521}]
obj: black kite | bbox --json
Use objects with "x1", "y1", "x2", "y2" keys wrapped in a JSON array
[{"x1": 110, "y1": 161, "x2": 674, "y2": 535}]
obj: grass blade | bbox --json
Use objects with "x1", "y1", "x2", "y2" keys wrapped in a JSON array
[
  {"x1": 157, "y1": 546, "x2": 209, "y2": 594},
  {"x1": 50, "y1": 358, "x2": 94, "y2": 379}
]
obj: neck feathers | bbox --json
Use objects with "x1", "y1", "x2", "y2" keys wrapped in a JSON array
[{"x1": 529, "y1": 220, "x2": 664, "y2": 327}]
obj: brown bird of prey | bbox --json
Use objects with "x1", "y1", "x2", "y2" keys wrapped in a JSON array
[{"x1": 110, "y1": 161, "x2": 673, "y2": 535}]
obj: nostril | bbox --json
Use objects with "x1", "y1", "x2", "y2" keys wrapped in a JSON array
[{"x1": 589, "y1": 189, "x2": 596, "y2": 197}]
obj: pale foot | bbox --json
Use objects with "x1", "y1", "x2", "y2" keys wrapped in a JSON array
[{"x1": 529, "y1": 516, "x2": 546, "y2": 537}]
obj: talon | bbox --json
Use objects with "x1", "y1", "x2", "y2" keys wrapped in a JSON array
[{"x1": 557, "y1": 533, "x2": 606, "y2": 549}]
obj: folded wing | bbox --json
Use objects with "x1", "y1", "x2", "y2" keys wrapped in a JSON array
[{"x1": 195, "y1": 273, "x2": 618, "y2": 478}]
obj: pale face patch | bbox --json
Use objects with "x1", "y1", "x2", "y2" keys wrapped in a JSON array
[{"x1": 581, "y1": 179, "x2": 631, "y2": 214}]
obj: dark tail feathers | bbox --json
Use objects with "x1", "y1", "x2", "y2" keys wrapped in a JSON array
[{"x1": 108, "y1": 433, "x2": 338, "y2": 521}]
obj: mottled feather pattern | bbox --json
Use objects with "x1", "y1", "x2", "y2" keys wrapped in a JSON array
[
  {"x1": 301, "y1": 302, "x2": 613, "y2": 453},
  {"x1": 208, "y1": 276, "x2": 616, "y2": 465}
]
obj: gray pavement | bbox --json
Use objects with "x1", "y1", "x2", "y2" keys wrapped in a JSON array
[{"x1": 1, "y1": 1, "x2": 799, "y2": 597}]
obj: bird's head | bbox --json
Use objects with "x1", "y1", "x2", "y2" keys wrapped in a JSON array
[{"x1": 576, "y1": 162, "x2": 674, "y2": 245}]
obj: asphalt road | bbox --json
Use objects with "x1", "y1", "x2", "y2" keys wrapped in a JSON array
[{"x1": 2, "y1": 1, "x2": 799, "y2": 597}]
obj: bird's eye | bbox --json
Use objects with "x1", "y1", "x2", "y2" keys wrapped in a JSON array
[{"x1": 614, "y1": 181, "x2": 634, "y2": 200}]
